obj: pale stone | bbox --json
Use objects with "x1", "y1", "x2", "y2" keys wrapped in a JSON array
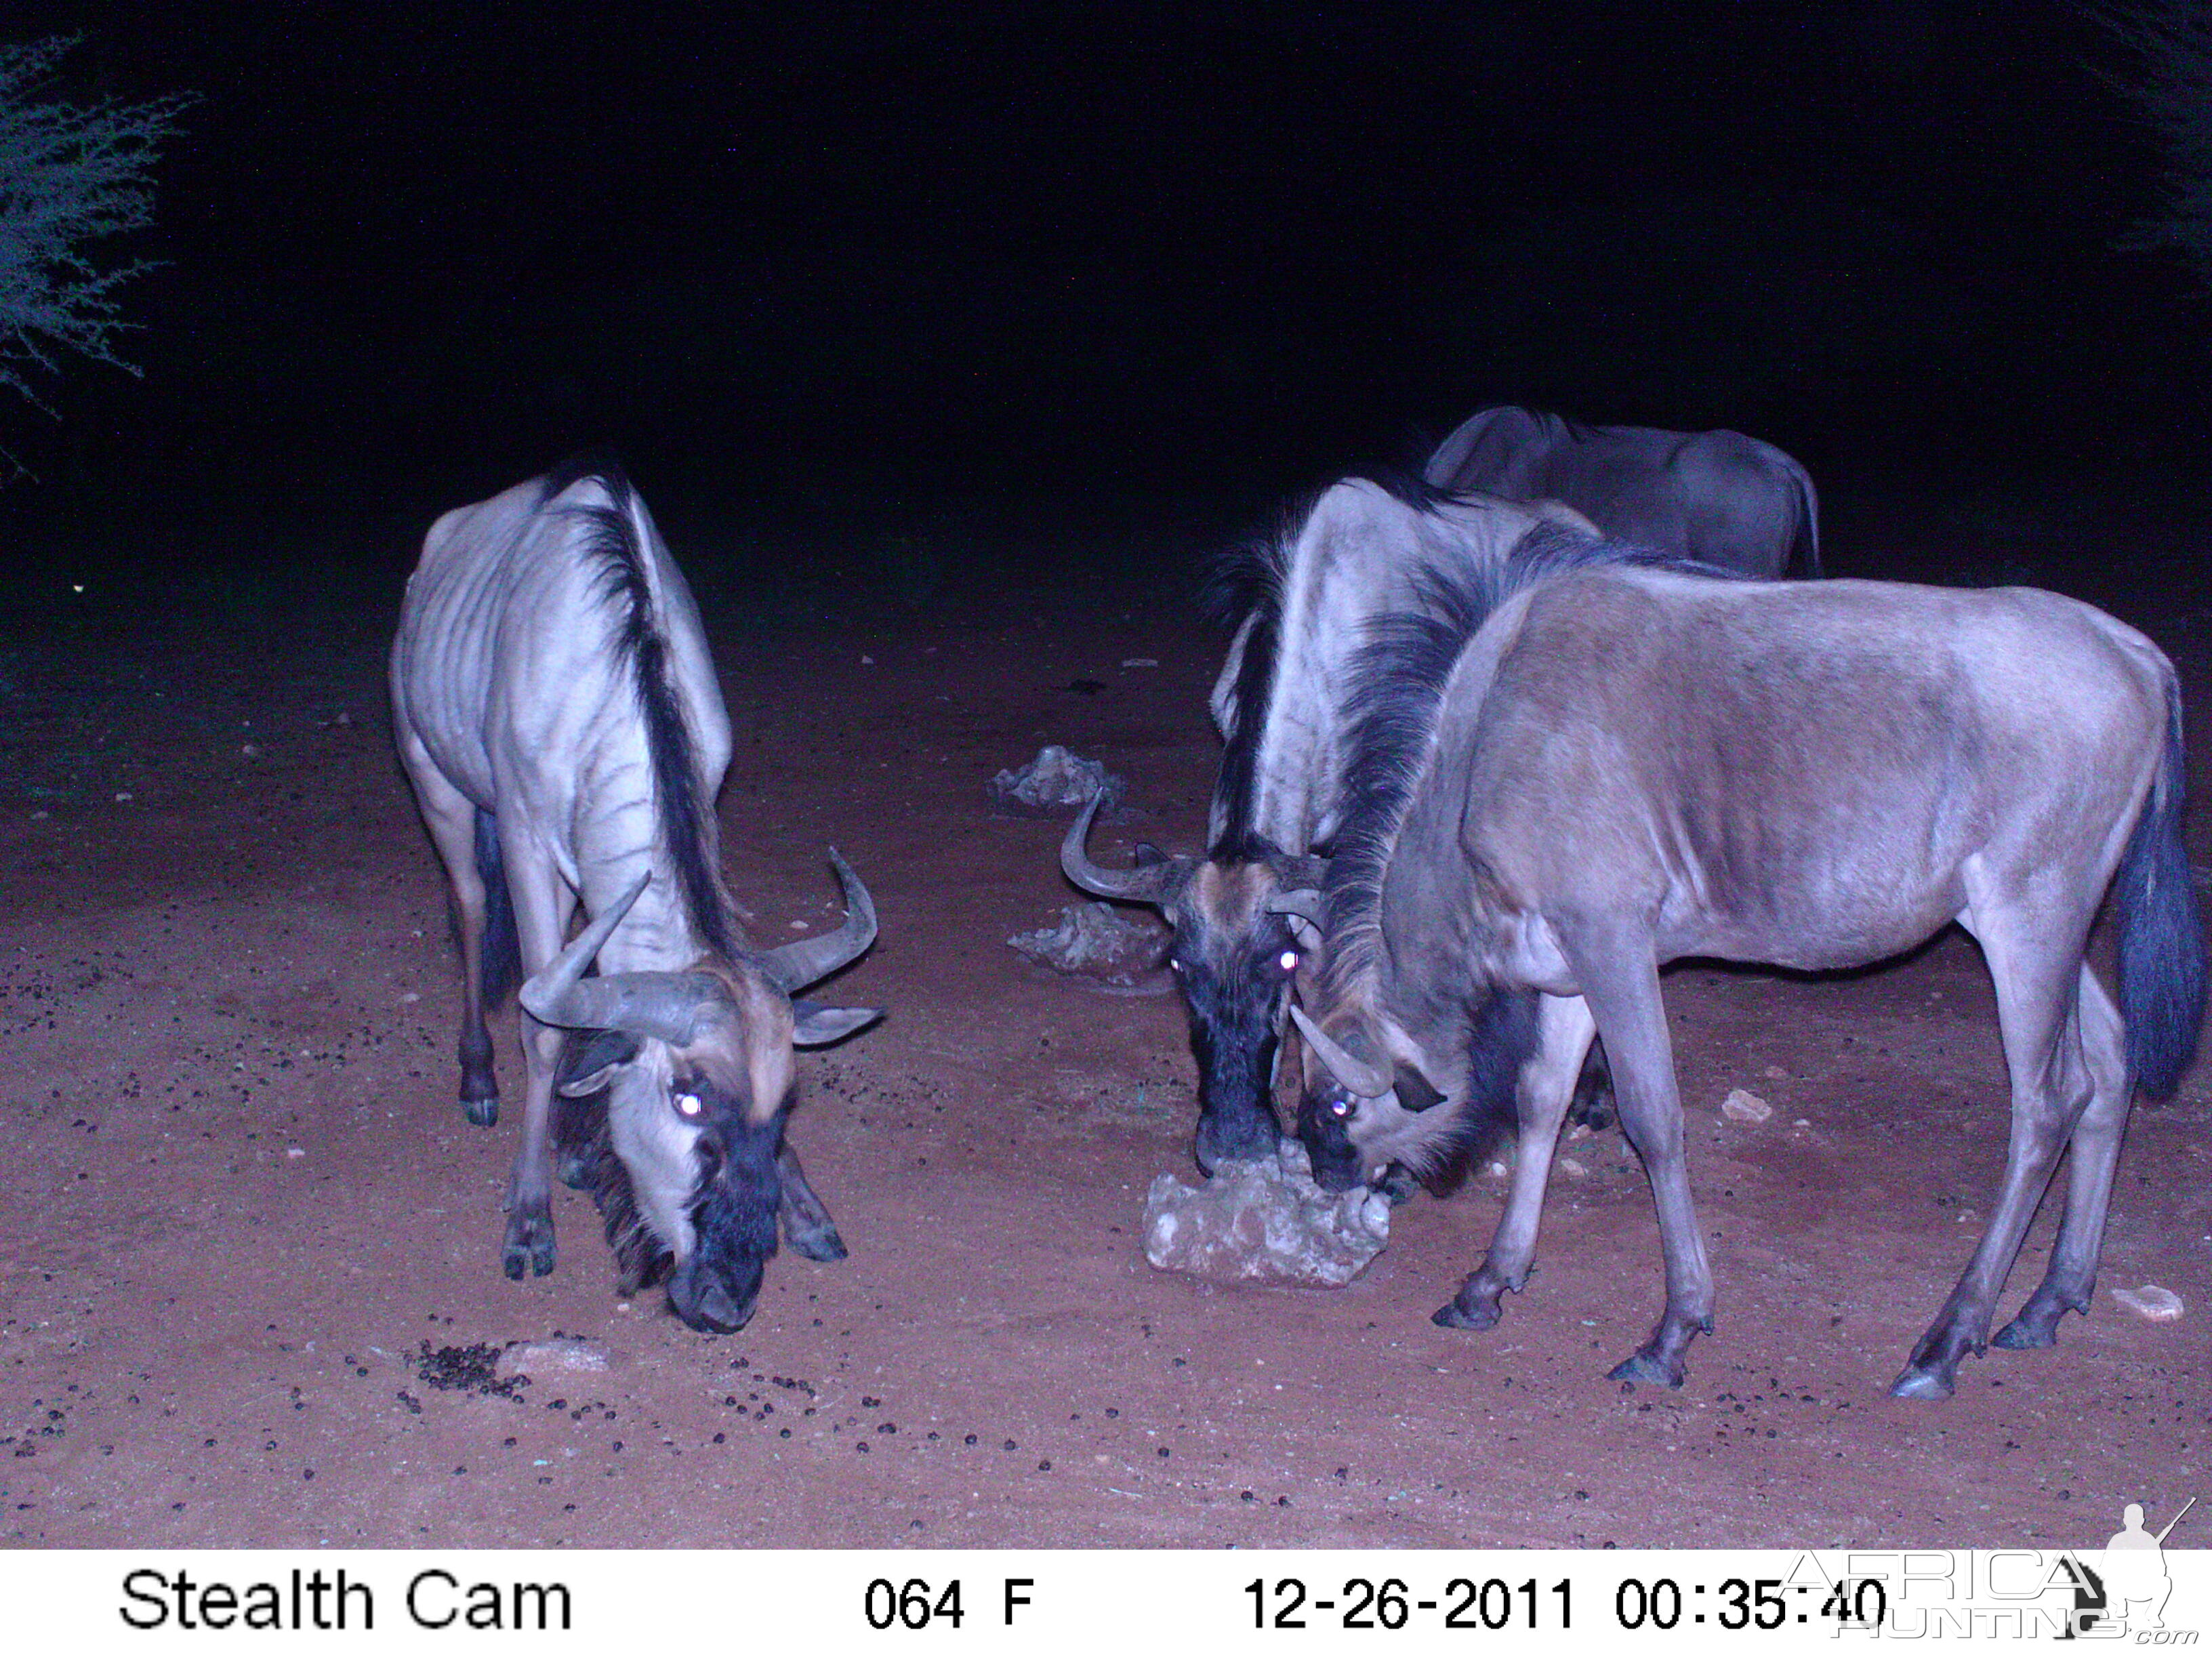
[
  {"x1": 2113, "y1": 1284, "x2": 2185, "y2": 1323},
  {"x1": 1008, "y1": 902, "x2": 1167, "y2": 989},
  {"x1": 1143, "y1": 1142, "x2": 1390, "y2": 1287},
  {"x1": 986, "y1": 744, "x2": 1125, "y2": 817},
  {"x1": 1721, "y1": 1087, "x2": 1774, "y2": 1124}
]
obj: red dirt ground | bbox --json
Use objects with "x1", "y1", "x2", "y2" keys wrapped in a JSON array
[{"x1": 1, "y1": 525, "x2": 2206, "y2": 1551}]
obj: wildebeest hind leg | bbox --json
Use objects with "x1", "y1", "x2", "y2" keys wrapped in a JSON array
[
  {"x1": 1994, "y1": 964, "x2": 2129, "y2": 1351},
  {"x1": 776, "y1": 1143, "x2": 848, "y2": 1262},
  {"x1": 1893, "y1": 901, "x2": 2093, "y2": 1399},
  {"x1": 1570, "y1": 930, "x2": 1713, "y2": 1388},
  {"x1": 1436, "y1": 993, "x2": 1595, "y2": 1330},
  {"x1": 395, "y1": 731, "x2": 501, "y2": 1124}
]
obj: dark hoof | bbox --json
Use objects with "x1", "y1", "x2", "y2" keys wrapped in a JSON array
[
  {"x1": 1991, "y1": 1287, "x2": 2081, "y2": 1350},
  {"x1": 786, "y1": 1222, "x2": 848, "y2": 1263},
  {"x1": 1432, "y1": 1298, "x2": 1500, "y2": 1331},
  {"x1": 556, "y1": 1148, "x2": 593, "y2": 1191},
  {"x1": 1887, "y1": 1365, "x2": 1956, "y2": 1401},
  {"x1": 501, "y1": 1211, "x2": 556, "y2": 1280},
  {"x1": 464, "y1": 1096, "x2": 499, "y2": 1128},
  {"x1": 1606, "y1": 1351, "x2": 1685, "y2": 1389}
]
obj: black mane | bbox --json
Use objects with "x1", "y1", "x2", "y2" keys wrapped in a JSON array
[{"x1": 544, "y1": 457, "x2": 743, "y2": 966}]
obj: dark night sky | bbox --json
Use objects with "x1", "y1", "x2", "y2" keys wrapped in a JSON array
[{"x1": 5, "y1": 2, "x2": 2205, "y2": 588}]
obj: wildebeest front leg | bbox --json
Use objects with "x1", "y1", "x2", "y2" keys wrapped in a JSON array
[
  {"x1": 1571, "y1": 930, "x2": 1713, "y2": 1388},
  {"x1": 1893, "y1": 908, "x2": 2096, "y2": 1397},
  {"x1": 776, "y1": 1143, "x2": 848, "y2": 1262},
  {"x1": 1996, "y1": 966, "x2": 2129, "y2": 1351},
  {"x1": 1435, "y1": 992, "x2": 1596, "y2": 1330},
  {"x1": 502, "y1": 853, "x2": 577, "y2": 1281}
]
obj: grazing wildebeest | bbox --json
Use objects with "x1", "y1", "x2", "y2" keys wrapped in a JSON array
[
  {"x1": 1426, "y1": 405, "x2": 1820, "y2": 579},
  {"x1": 1293, "y1": 557, "x2": 2203, "y2": 1398},
  {"x1": 1061, "y1": 477, "x2": 1601, "y2": 1173},
  {"x1": 390, "y1": 458, "x2": 881, "y2": 1331}
]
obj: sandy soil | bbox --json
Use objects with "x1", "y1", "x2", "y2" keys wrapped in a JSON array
[{"x1": 1, "y1": 537, "x2": 2206, "y2": 1551}]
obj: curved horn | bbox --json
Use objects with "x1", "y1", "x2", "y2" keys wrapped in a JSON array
[
  {"x1": 520, "y1": 873, "x2": 724, "y2": 1044},
  {"x1": 758, "y1": 848, "x2": 877, "y2": 993},
  {"x1": 1061, "y1": 793, "x2": 1177, "y2": 905},
  {"x1": 1264, "y1": 888, "x2": 1327, "y2": 931},
  {"x1": 1288, "y1": 1005, "x2": 1392, "y2": 1099}
]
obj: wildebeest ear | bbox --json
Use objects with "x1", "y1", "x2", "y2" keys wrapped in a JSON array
[
  {"x1": 1132, "y1": 842, "x2": 1169, "y2": 867},
  {"x1": 1393, "y1": 1062, "x2": 1446, "y2": 1113},
  {"x1": 792, "y1": 999, "x2": 883, "y2": 1048},
  {"x1": 555, "y1": 1029, "x2": 638, "y2": 1097}
]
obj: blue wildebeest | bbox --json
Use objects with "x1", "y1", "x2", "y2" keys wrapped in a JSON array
[
  {"x1": 1061, "y1": 478, "x2": 1601, "y2": 1173},
  {"x1": 1426, "y1": 405, "x2": 1820, "y2": 578},
  {"x1": 390, "y1": 459, "x2": 880, "y2": 1331},
  {"x1": 1292, "y1": 556, "x2": 2202, "y2": 1398}
]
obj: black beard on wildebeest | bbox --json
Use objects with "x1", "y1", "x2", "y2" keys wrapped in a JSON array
[
  {"x1": 554, "y1": 1033, "x2": 787, "y2": 1334},
  {"x1": 1168, "y1": 883, "x2": 1305, "y2": 1173}
]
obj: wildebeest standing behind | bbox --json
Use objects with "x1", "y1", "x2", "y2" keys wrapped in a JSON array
[
  {"x1": 390, "y1": 459, "x2": 881, "y2": 1332},
  {"x1": 1294, "y1": 562, "x2": 2201, "y2": 1398},
  {"x1": 1427, "y1": 405, "x2": 1820, "y2": 578},
  {"x1": 1061, "y1": 478, "x2": 1598, "y2": 1173}
]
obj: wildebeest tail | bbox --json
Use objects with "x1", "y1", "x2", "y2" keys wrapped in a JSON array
[
  {"x1": 2116, "y1": 676, "x2": 2205, "y2": 1099},
  {"x1": 473, "y1": 808, "x2": 522, "y2": 1013}
]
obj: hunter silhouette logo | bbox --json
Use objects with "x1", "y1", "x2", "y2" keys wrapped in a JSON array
[{"x1": 2097, "y1": 1497, "x2": 2195, "y2": 1635}]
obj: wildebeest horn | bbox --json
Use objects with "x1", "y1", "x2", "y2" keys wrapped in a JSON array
[
  {"x1": 758, "y1": 849, "x2": 877, "y2": 992},
  {"x1": 520, "y1": 872, "x2": 726, "y2": 1044},
  {"x1": 1061, "y1": 792, "x2": 1177, "y2": 905},
  {"x1": 1265, "y1": 888, "x2": 1327, "y2": 931},
  {"x1": 1289, "y1": 1006, "x2": 1393, "y2": 1099}
]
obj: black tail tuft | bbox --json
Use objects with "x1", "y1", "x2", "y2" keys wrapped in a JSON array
[
  {"x1": 2117, "y1": 679, "x2": 2205, "y2": 1099},
  {"x1": 473, "y1": 809, "x2": 522, "y2": 1014}
]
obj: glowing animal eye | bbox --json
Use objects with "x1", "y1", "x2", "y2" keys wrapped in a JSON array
[
  {"x1": 1168, "y1": 958, "x2": 1183, "y2": 974},
  {"x1": 674, "y1": 1093, "x2": 703, "y2": 1118},
  {"x1": 1278, "y1": 950, "x2": 1298, "y2": 972},
  {"x1": 1330, "y1": 1097, "x2": 1354, "y2": 1119}
]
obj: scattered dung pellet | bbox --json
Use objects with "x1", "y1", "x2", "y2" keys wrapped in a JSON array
[{"x1": 964, "y1": 1434, "x2": 978, "y2": 1446}]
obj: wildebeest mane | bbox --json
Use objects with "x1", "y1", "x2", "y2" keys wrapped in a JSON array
[
  {"x1": 1202, "y1": 510, "x2": 1292, "y2": 857},
  {"x1": 544, "y1": 456, "x2": 743, "y2": 965}
]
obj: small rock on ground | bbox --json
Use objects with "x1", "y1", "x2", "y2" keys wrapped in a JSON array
[
  {"x1": 1143, "y1": 1141, "x2": 1390, "y2": 1287},
  {"x1": 1721, "y1": 1087, "x2": 1774, "y2": 1123},
  {"x1": 1008, "y1": 902, "x2": 1168, "y2": 989},
  {"x1": 2112, "y1": 1284, "x2": 2184, "y2": 1323},
  {"x1": 986, "y1": 744, "x2": 1125, "y2": 818}
]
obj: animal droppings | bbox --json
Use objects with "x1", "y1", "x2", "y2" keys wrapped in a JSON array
[
  {"x1": 2112, "y1": 1284, "x2": 2184, "y2": 1324},
  {"x1": 412, "y1": 1342, "x2": 527, "y2": 1398},
  {"x1": 985, "y1": 744, "x2": 1126, "y2": 818},
  {"x1": 1008, "y1": 903, "x2": 1169, "y2": 991},
  {"x1": 1721, "y1": 1088, "x2": 1774, "y2": 1124},
  {"x1": 495, "y1": 1338, "x2": 613, "y2": 1378},
  {"x1": 1143, "y1": 1141, "x2": 1391, "y2": 1287}
]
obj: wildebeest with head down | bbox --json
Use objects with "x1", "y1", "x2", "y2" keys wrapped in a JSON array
[
  {"x1": 1426, "y1": 405, "x2": 1820, "y2": 578},
  {"x1": 390, "y1": 459, "x2": 881, "y2": 1331},
  {"x1": 1294, "y1": 558, "x2": 2202, "y2": 1398},
  {"x1": 1061, "y1": 478, "x2": 1601, "y2": 1173}
]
